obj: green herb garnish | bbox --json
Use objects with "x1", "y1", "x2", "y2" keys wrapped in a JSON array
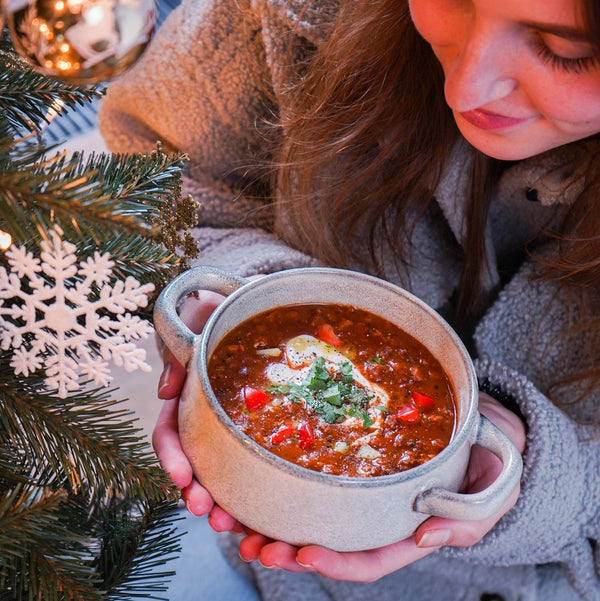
[
  {"x1": 276, "y1": 357, "x2": 375, "y2": 429},
  {"x1": 266, "y1": 383, "x2": 291, "y2": 395}
]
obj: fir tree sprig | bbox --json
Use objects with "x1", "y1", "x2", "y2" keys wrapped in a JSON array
[
  {"x1": 0, "y1": 353, "x2": 182, "y2": 601},
  {"x1": 98, "y1": 499, "x2": 183, "y2": 601},
  {"x1": 0, "y1": 484, "x2": 182, "y2": 601},
  {"x1": 0, "y1": 139, "x2": 199, "y2": 288},
  {"x1": 1, "y1": 370, "x2": 176, "y2": 501},
  {"x1": 0, "y1": 487, "x2": 102, "y2": 601},
  {"x1": 0, "y1": 28, "x2": 191, "y2": 601},
  {"x1": 0, "y1": 30, "x2": 103, "y2": 138},
  {"x1": 0, "y1": 142, "x2": 190, "y2": 242},
  {"x1": 78, "y1": 230, "x2": 187, "y2": 309}
]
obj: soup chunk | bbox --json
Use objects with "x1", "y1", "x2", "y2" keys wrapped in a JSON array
[{"x1": 208, "y1": 303, "x2": 455, "y2": 477}]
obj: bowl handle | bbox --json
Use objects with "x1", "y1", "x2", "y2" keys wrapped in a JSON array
[
  {"x1": 153, "y1": 266, "x2": 248, "y2": 369},
  {"x1": 413, "y1": 414, "x2": 523, "y2": 521}
]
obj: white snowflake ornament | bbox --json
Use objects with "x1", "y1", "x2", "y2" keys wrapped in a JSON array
[{"x1": 0, "y1": 226, "x2": 156, "y2": 398}]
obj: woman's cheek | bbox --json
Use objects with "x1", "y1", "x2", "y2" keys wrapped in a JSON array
[{"x1": 531, "y1": 80, "x2": 600, "y2": 137}]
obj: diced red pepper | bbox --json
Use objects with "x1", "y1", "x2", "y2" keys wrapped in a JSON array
[
  {"x1": 270, "y1": 425, "x2": 294, "y2": 444},
  {"x1": 243, "y1": 385, "x2": 270, "y2": 411},
  {"x1": 316, "y1": 323, "x2": 342, "y2": 347},
  {"x1": 412, "y1": 391, "x2": 436, "y2": 409},
  {"x1": 397, "y1": 405, "x2": 420, "y2": 423},
  {"x1": 297, "y1": 422, "x2": 315, "y2": 449}
]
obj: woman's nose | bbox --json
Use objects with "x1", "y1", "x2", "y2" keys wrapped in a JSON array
[{"x1": 443, "y1": 21, "x2": 518, "y2": 111}]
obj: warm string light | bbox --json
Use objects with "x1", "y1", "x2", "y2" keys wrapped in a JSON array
[{"x1": 0, "y1": 229, "x2": 12, "y2": 251}]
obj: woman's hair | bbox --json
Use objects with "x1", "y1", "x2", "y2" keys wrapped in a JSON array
[
  {"x1": 272, "y1": 0, "x2": 600, "y2": 416},
  {"x1": 275, "y1": 1, "x2": 456, "y2": 277}
]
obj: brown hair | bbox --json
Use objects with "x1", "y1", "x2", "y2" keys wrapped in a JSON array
[
  {"x1": 271, "y1": 0, "x2": 600, "y2": 416},
  {"x1": 275, "y1": 1, "x2": 455, "y2": 275}
]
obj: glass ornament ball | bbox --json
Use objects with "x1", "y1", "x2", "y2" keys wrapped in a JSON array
[{"x1": 5, "y1": 0, "x2": 156, "y2": 84}]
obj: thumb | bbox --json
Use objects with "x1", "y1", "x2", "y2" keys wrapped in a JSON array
[
  {"x1": 414, "y1": 479, "x2": 520, "y2": 549},
  {"x1": 157, "y1": 347, "x2": 188, "y2": 399}
]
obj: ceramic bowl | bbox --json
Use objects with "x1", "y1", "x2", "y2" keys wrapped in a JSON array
[{"x1": 154, "y1": 266, "x2": 522, "y2": 552}]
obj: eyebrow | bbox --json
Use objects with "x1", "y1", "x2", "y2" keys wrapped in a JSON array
[{"x1": 521, "y1": 20, "x2": 592, "y2": 43}]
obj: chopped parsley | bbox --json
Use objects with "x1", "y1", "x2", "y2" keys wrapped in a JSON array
[{"x1": 267, "y1": 357, "x2": 376, "y2": 429}]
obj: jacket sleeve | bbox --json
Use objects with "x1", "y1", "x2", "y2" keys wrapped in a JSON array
[
  {"x1": 97, "y1": 0, "x2": 321, "y2": 276},
  {"x1": 443, "y1": 258, "x2": 600, "y2": 601}
]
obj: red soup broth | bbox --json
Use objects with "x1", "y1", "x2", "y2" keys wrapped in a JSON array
[{"x1": 208, "y1": 303, "x2": 456, "y2": 477}]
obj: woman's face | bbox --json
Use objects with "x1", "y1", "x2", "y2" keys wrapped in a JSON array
[{"x1": 409, "y1": 0, "x2": 600, "y2": 160}]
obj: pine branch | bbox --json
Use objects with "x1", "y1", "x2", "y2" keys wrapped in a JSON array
[
  {"x1": 88, "y1": 148, "x2": 190, "y2": 208},
  {"x1": 0, "y1": 118, "x2": 52, "y2": 164},
  {"x1": 0, "y1": 488, "x2": 102, "y2": 601},
  {"x1": 0, "y1": 143, "x2": 189, "y2": 246},
  {"x1": 0, "y1": 359, "x2": 182, "y2": 600},
  {"x1": 0, "y1": 32, "x2": 102, "y2": 137},
  {"x1": 98, "y1": 499, "x2": 183, "y2": 601},
  {"x1": 81, "y1": 231, "x2": 183, "y2": 304},
  {"x1": 0, "y1": 363, "x2": 177, "y2": 502},
  {"x1": 0, "y1": 484, "x2": 182, "y2": 601},
  {"x1": 0, "y1": 33, "x2": 189, "y2": 599}
]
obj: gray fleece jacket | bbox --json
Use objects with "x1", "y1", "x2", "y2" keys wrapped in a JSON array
[{"x1": 98, "y1": 0, "x2": 600, "y2": 600}]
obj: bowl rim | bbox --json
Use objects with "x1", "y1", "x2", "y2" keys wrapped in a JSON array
[{"x1": 197, "y1": 267, "x2": 479, "y2": 488}]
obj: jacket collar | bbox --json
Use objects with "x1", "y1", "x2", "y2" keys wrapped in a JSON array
[
  {"x1": 434, "y1": 136, "x2": 599, "y2": 295},
  {"x1": 435, "y1": 136, "x2": 598, "y2": 243}
]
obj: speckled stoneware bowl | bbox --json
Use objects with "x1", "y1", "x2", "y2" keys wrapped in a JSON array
[{"x1": 154, "y1": 266, "x2": 522, "y2": 552}]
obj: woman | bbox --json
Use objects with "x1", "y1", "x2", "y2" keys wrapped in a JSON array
[{"x1": 98, "y1": 0, "x2": 600, "y2": 599}]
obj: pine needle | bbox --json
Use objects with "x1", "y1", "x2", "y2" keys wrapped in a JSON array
[{"x1": 0, "y1": 37, "x2": 191, "y2": 601}]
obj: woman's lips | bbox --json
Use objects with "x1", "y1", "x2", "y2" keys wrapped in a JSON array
[{"x1": 459, "y1": 108, "x2": 529, "y2": 131}]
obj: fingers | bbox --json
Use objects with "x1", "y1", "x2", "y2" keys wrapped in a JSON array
[
  {"x1": 415, "y1": 399, "x2": 524, "y2": 550},
  {"x1": 238, "y1": 533, "x2": 270, "y2": 562},
  {"x1": 179, "y1": 290, "x2": 225, "y2": 334},
  {"x1": 208, "y1": 505, "x2": 240, "y2": 532},
  {"x1": 415, "y1": 478, "x2": 521, "y2": 548},
  {"x1": 239, "y1": 535, "x2": 314, "y2": 573},
  {"x1": 181, "y1": 480, "x2": 216, "y2": 517},
  {"x1": 157, "y1": 348, "x2": 188, "y2": 399},
  {"x1": 157, "y1": 291, "x2": 224, "y2": 400},
  {"x1": 294, "y1": 537, "x2": 435, "y2": 581},
  {"x1": 152, "y1": 397, "x2": 194, "y2": 489},
  {"x1": 259, "y1": 541, "x2": 314, "y2": 573},
  {"x1": 238, "y1": 535, "x2": 436, "y2": 581},
  {"x1": 478, "y1": 392, "x2": 527, "y2": 453},
  {"x1": 152, "y1": 397, "x2": 221, "y2": 518},
  {"x1": 153, "y1": 292, "x2": 228, "y2": 518}
]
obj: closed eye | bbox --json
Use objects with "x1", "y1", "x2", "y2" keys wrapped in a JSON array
[{"x1": 531, "y1": 32, "x2": 600, "y2": 74}]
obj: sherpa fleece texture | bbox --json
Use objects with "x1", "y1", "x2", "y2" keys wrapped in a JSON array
[{"x1": 98, "y1": 1, "x2": 600, "y2": 599}]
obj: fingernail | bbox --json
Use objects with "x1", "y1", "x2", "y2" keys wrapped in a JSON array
[
  {"x1": 417, "y1": 529, "x2": 452, "y2": 548},
  {"x1": 296, "y1": 559, "x2": 315, "y2": 571},
  {"x1": 185, "y1": 499, "x2": 205, "y2": 517},
  {"x1": 157, "y1": 363, "x2": 171, "y2": 397}
]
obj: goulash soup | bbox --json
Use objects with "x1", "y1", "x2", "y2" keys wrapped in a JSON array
[{"x1": 208, "y1": 303, "x2": 456, "y2": 477}]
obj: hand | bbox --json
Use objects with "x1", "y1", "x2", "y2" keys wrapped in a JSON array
[
  {"x1": 153, "y1": 291, "x2": 241, "y2": 531},
  {"x1": 238, "y1": 393, "x2": 526, "y2": 581}
]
